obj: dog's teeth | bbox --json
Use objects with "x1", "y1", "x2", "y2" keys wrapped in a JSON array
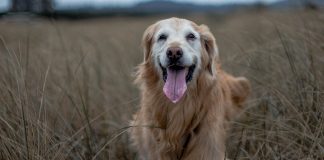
[{"x1": 163, "y1": 75, "x2": 167, "y2": 82}]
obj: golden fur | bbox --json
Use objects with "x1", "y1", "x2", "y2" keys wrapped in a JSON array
[{"x1": 130, "y1": 18, "x2": 250, "y2": 160}]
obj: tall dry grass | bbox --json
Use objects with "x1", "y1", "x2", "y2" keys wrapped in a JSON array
[{"x1": 0, "y1": 10, "x2": 323, "y2": 160}]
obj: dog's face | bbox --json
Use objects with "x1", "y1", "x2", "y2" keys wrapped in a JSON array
[{"x1": 142, "y1": 18, "x2": 218, "y2": 103}]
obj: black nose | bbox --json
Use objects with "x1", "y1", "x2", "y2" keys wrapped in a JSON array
[{"x1": 167, "y1": 47, "x2": 183, "y2": 62}]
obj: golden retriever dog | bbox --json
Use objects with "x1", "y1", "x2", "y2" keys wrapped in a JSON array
[{"x1": 130, "y1": 17, "x2": 250, "y2": 160}]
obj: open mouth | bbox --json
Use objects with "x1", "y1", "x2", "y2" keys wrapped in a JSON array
[
  {"x1": 159, "y1": 63, "x2": 196, "y2": 103},
  {"x1": 160, "y1": 64, "x2": 196, "y2": 83}
]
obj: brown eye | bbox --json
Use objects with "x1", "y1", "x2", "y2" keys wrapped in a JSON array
[
  {"x1": 186, "y1": 33, "x2": 196, "y2": 40},
  {"x1": 158, "y1": 34, "x2": 167, "y2": 41}
]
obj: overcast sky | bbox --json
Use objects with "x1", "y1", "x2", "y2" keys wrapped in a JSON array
[
  {"x1": 0, "y1": 0, "x2": 10, "y2": 11},
  {"x1": 0, "y1": 0, "x2": 283, "y2": 11}
]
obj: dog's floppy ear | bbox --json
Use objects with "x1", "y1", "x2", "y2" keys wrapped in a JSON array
[
  {"x1": 199, "y1": 24, "x2": 219, "y2": 76},
  {"x1": 230, "y1": 77, "x2": 251, "y2": 106},
  {"x1": 142, "y1": 24, "x2": 156, "y2": 63}
]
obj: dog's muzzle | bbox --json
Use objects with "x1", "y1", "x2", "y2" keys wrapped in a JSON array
[{"x1": 159, "y1": 47, "x2": 196, "y2": 103}]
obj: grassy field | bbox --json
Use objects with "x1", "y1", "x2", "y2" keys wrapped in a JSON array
[{"x1": 0, "y1": 9, "x2": 323, "y2": 160}]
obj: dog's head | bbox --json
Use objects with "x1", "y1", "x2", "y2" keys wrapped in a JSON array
[{"x1": 141, "y1": 17, "x2": 218, "y2": 103}]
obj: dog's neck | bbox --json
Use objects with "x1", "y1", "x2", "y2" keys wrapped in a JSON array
[{"x1": 138, "y1": 63, "x2": 219, "y2": 155}]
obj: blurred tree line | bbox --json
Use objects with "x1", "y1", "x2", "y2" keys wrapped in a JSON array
[
  {"x1": 11, "y1": 0, "x2": 53, "y2": 13},
  {"x1": 7, "y1": 0, "x2": 319, "y2": 16}
]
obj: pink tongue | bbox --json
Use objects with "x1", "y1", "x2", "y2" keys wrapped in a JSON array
[{"x1": 163, "y1": 68, "x2": 188, "y2": 103}]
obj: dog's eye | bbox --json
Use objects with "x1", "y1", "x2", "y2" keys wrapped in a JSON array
[
  {"x1": 186, "y1": 33, "x2": 196, "y2": 40},
  {"x1": 158, "y1": 34, "x2": 167, "y2": 41}
]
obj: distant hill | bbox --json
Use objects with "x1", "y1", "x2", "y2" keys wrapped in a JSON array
[
  {"x1": 54, "y1": 1, "x2": 251, "y2": 16},
  {"x1": 32, "y1": 0, "x2": 324, "y2": 17},
  {"x1": 129, "y1": 1, "x2": 245, "y2": 13},
  {"x1": 270, "y1": 0, "x2": 324, "y2": 9}
]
